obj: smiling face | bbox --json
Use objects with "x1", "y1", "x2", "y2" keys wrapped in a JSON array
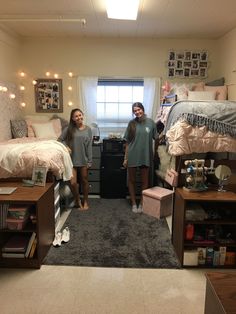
[
  {"x1": 133, "y1": 105, "x2": 144, "y2": 119},
  {"x1": 72, "y1": 109, "x2": 84, "y2": 126}
]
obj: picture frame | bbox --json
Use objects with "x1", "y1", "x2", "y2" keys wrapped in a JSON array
[
  {"x1": 32, "y1": 166, "x2": 48, "y2": 186},
  {"x1": 34, "y1": 79, "x2": 63, "y2": 113},
  {"x1": 166, "y1": 50, "x2": 209, "y2": 78}
]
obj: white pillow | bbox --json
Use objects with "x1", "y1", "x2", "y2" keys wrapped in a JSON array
[
  {"x1": 188, "y1": 90, "x2": 216, "y2": 101},
  {"x1": 32, "y1": 121, "x2": 58, "y2": 139}
]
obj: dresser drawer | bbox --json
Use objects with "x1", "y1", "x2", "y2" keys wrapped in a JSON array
[
  {"x1": 88, "y1": 182, "x2": 100, "y2": 194},
  {"x1": 92, "y1": 145, "x2": 101, "y2": 158},
  {"x1": 88, "y1": 169, "x2": 100, "y2": 181},
  {"x1": 91, "y1": 158, "x2": 101, "y2": 170}
]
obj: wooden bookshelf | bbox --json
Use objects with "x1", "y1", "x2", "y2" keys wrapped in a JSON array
[{"x1": 0, "y1": 182, "x2": 55, "y2": 268}]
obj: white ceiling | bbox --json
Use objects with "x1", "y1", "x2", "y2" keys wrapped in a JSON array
[{"x1": 0, "y1": 0, "x2": 236, "y2": 39}]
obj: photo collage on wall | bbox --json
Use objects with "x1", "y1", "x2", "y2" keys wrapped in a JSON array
[{"x1": 167, "y1": 50, "x2": 208, "y2": 78}]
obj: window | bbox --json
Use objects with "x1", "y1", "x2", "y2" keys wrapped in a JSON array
[{"x1": 97, "y1": 79, "x2": 144, "y2": 138}]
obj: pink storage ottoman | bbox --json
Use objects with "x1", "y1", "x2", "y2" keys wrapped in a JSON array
[{"x1": 142, "y1": 186, "x2": 174, "y2": 219}]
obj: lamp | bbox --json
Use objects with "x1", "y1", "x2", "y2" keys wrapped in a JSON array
[{"x1": 106, "y1": 0, "x2": 140, "y2": 20}]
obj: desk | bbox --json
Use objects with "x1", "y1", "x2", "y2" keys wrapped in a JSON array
[{"x1": 205, "y1": 272, "x2": 236, "y2": 314}]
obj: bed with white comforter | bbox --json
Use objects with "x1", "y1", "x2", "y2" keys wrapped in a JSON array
[{"x1": 0, "y1": 138, "x2": 73, "y2": 181}]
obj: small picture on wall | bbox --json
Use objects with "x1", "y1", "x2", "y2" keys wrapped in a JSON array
[
  {"x1": 200, "y1": 68, "x2": 207, "y2": 77},
  {"x1": 192, "y1": 60, "x2": 199, "y2": 69},
  {"x1": 192, "y1": 52, "x2": 201, "y2": 60},
  {"x1": 35, "y1": 79, "x2": 63, "y2": 113},
  {"x1": 199, "y1": 61, "x2": 208, "y2": 68},
  {"x1": 176, "y1": 52, "x2": 185, "y2": 60},
  {"x1": 183, "y1": 61, "x2": 192, "y2": 68},
  {"x1": 184, "y1": 68, "x2": 190, "y2": 77},
  {"x1": 176, "y1": 60, "x2": 183, "y2": 69},
  {"x1": 175, "y1": 69, "x2": 184, "y2": 77},
  {"x1": 185, "y1": 51, "x2": 191, "y2": 60},
  {"x1": 201, "y1": 51, "x2": 208, "y2": 61},
  {"x1": 168, "y1": 68, "x2": 175, "y2": 77},
  {"x1": 169, "y1": 51, "x2": 175, "y2": 60},
  {"x1": 190, "y1": 69, "x2": 199, "y2": 77},
  {"x1": 168, "y1": 60, "x2": 176, "y2": 67}
]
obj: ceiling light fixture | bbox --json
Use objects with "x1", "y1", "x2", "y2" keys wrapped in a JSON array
[{"x1": 106, "y1": 0, "x2": 140, "y2": 20}]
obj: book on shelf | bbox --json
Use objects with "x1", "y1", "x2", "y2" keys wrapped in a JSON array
[
  {"x1": 29, "y1": 238, "x2": 37, "y2": 258},
  {"x1": 219, "y1": 246, "x2": 227, "y2": 266},
  {"x1": 197, "y1": 247, "x2": 206, "y2": 265},
  {"x1": 213, "y1": 251, "x2": 220, "y2": 266},
  {"x1": 2, "y1": 234, "x2": 31, "y2": 253},
  {"x1": 2, "y1": 252, "x2": 25, "y2": 258},
  {"x1": 0, "y1": 203, "x2": 9, "y2": 229},
  {"x1": 25, "y1": 232, "x2": 36, "y2": 258}
]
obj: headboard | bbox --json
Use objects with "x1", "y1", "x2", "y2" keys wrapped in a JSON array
[{"x1": 0, "y1": 80, "x2": 23, "y2": 141}]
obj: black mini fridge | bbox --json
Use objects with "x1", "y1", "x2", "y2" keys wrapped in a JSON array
[{"x1": 100, "y1": 153, "x2": 127, "y2": 198}]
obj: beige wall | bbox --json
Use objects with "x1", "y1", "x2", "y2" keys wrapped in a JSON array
[
  {"x1": 19, "y1": 37, "x2": 218, "y2": 119},
  {"x1": 218, "y1": 28, "x2": 236, "y2": 100},
  {"x1": 0, "y1": 28, "x2": 21, "y2": 83}
]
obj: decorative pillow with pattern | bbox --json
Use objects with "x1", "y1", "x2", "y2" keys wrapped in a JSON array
[{"x1": 10, "y1": 119, "x2": 28, "y2": 138}]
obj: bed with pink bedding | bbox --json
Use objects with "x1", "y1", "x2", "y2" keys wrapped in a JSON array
[
  {"x1": 155, "y1": 100, "x2": 236, "y2": 184},
  {"x1": 0, "y1": 138, "x2": 73, "y2": 181}
]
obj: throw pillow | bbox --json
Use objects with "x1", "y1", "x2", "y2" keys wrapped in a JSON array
[
  {"x1": 31, "y1": 121, "x2": 58, "y2": 139},
  {"x1": 205, "y1": 77, "x2": 225, "y2": 86},
  {"x1": 204, "y1": 85, "x2": 227, "y2": 100},
  {"x1": 188, "y1": 91, "x2": 216, "y2": 101},
  {"x1": 26, "y1": 118, "x2": 62, "y2": 138},
  {"x1": 192, "y1": 81, "x2": 205, "y2": 91},
  {"x1": 10, "y1": 119, "x2": 28, "y2": 138}
]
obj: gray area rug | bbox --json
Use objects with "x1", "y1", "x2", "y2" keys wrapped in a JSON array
[{"x1": 43, "y1": 198, "x2": 180, "y2": 269}]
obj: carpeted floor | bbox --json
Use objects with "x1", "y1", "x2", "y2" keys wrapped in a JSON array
[{"x1": 43, "y1": 198, "x2": 180, "y2": 269}]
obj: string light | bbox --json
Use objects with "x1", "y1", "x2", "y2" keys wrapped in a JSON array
[
  {"x1": 16, "y1": 70, "x2": 76, "y2": 109},
  {"x1": 9, "y1": 94, "x2": 16, "y2": 99}
]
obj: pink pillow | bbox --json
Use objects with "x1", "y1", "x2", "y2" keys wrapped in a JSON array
[
  {"x1": 192, "y1": 82, "x2": 205, "y2": 91},
  {"x1": 204, "y1": 85, "x2": 227, "y2": 100},
  {"x1": 26, "y1": 119, "x2": 62, "y2": 138}
]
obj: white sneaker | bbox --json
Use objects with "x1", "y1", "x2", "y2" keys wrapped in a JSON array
[
  {"x1": 53, "y1": 232, "x2": 62, "y2": 247},
  {"x1": 132, "y1": 205, "x2": 138, "y2": 213},
  {"x1": 137, "y1": 204, "x2": 143, "y2": 213},
  {"x1": 61, "y1": 227, "x2": 70, "y2": 243}
]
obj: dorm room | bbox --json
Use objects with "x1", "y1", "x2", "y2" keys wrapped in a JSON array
[{"x1": 1, "y1": 2, "x2": 236, "y2": 311}]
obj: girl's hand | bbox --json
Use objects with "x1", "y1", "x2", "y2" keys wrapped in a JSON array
[
  {"x1": 87, "y1": 162, "x2": 92, "y2": 169},
  {"x1": 66, "y1": 146, "x2": 72, "y2": 154},
  {"x1": 123, "y1": 159, "x2": 128, "y2": 168}
]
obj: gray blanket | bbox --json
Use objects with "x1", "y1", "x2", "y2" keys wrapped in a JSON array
[{"x1": 164, "y1": 100, "x2": 236, "y2": 138}]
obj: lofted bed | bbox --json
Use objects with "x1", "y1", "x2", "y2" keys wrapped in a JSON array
[{"x1": 155, "y1": 80, "x2": 236, "y2": 189}]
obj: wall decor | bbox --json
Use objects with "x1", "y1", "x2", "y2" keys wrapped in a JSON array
[
  {"x1": 167, "y1": 50, "x2": 209, "y2": 78},
  {"x1": 34, "y1": 78, "x2": 63, "y2": 113}
]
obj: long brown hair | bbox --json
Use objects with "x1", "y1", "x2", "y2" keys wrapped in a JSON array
[
  {"x1": 127, "y1": 102, "x2": 146, "y2": 142},
  {"x1": 66, "y1": 108, "x2": 84, "y2": 146}
]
